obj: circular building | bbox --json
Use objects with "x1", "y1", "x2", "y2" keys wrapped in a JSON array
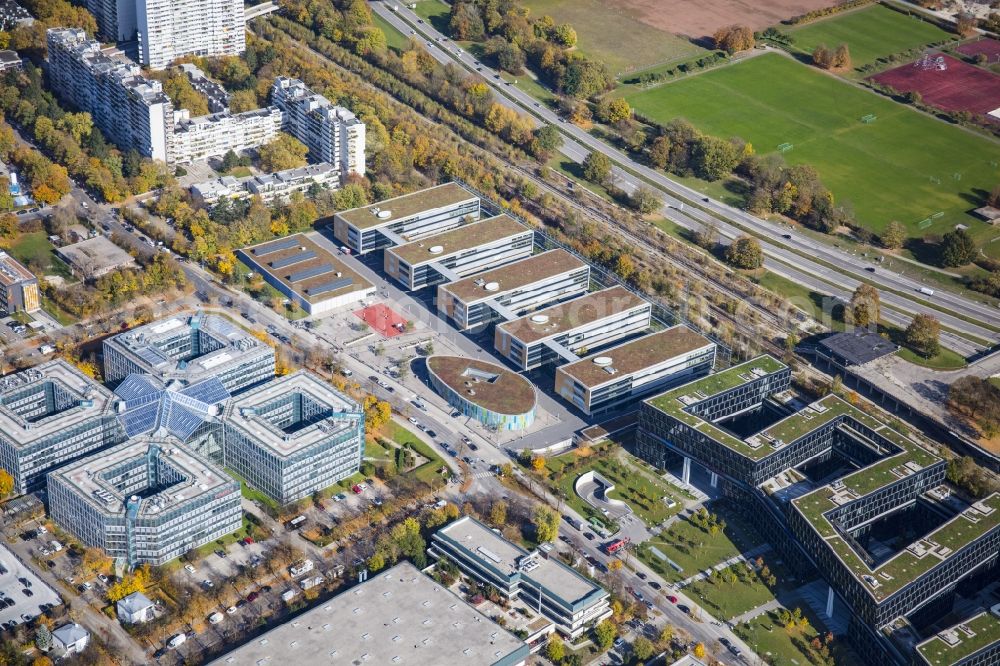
[{"x1": 426, "y1": 356, "x2": 536, "y2": 431}]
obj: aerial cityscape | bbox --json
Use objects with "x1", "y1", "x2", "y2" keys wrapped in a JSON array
[{"x1": 0, "y1": 0, "x2": 997, "y2": 665}]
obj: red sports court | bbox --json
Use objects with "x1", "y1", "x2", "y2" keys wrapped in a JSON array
[{"x1": 354, "y1": 303, "x2": 408, "y2": 337}]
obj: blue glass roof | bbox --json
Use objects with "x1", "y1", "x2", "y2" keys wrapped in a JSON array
[{"x1": 115, "y1": 374, "x2": 230, "y2": 441}]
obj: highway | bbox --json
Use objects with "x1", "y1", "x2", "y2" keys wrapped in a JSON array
[{"x1": 370, "y1": 1, "x2": 1000, "y2": 354}]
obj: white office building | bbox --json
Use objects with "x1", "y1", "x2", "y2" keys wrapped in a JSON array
[
  {"x1": 222, "y1": 372, "x2": 364, "y2": 505},
  {"x1": 271, "y1": 77, "x2": 366, "y2": 178},
  {"x1": 87, "y1": 0, "x2": 245, "y2": 69},
  {"x1": 47, "y1": 436, "x2": 242, "y2": 567},
  {"x1": 102, "y1": 313, "x2": 275, "y2": 394},
  {"x1": 0, "y1": 360, "x2": 126, "y2": 494}
]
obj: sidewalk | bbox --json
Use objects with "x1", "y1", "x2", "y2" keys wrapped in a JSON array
[{"x1": 678, "y1": 543, "x2": 772, "y2": 587}]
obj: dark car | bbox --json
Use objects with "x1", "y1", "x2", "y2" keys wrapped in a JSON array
[
  {"x1": 22, "y1": 589, "x2": 32, "y2": 597},
  {"x1": 235, "y1": 599, "x2": 248, "y2": 608},
  {"x1": 215, "y1": 549, "x2": 226, "y2": 558},
  {"x1": 636, "y1": 572, "x2": 647, "y2": 581},
  {"x1": 45, "y1": 560, "x2": 55, "y2": 569},
  {"x1": 583, "y1": 532, "x2": 595, "y2": 541},
  {"x1": 260, "y1": 585, "x2": 272, "y2": 593},
  {"x1": 649, "y1": 581, "x2": 661, "y2": 590},
  {"x1": 426, "y1": 430, "x2": 437, "y2": 438},
  {"x1": 246, "y1": 591, "x2": 259, "y2": 602},
  {"x1": 468, "y1": 443, "x2": 478, "y2": 451},
  {"x1": 719, "y1": 637, "x2": 731, "y2": 648},
  {"x1": 677, "y1": 604, "x2": 690, "y2": 614}
]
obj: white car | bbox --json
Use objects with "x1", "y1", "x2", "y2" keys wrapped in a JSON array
[
  {"x1": 208, "y1": 612, "x2": 223, "y2": 625},
  {"x1": 408, "y1": 417, "x2": 418, "y2": 425},
  {"x1": 36, "y1": 526, "x2": 47, "y2": 534},
  {"x1": 97, "y1": 574, "x2": 108, "y2": 584},
  {"x1": 226, "y1": 606, "x2": 237, "y2": 615},
  {"x1": 82, "y1": 581, "x2": 92, "y2": 590},
  {"x1": 202, "y1": 579, "x2": 214, "y2": 589},
  {"x1": 184, "y1": 564, "x2": 196, "y2": 574}
]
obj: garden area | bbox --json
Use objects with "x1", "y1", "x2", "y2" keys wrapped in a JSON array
[
  {"x1": 682, "y1": 557, "x2": 781, "y2": 621},
  {"x1": 636, "y1": 504, "x2": 765, "y2": 583},
  {"x1": 733, "y1": 607, "x2": 857, "y2": 666}
]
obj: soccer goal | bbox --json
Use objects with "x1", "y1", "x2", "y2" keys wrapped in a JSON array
[
  {"x1": 861, "y1": 114, "x2": 877, "y2": 124},
  {"x1": 777, "y1": 142, "x2": 793, "y2": 153}
]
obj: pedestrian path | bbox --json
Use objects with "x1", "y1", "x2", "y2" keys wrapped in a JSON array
[
  {"x1": 678, "y1": 543, "x2": 772, "y2": 587},
  {"x1": 730, "y1": 598, "x2": 783, "y2": 626}
]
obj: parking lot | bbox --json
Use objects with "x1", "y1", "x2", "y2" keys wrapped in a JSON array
[{"x1": 0, "y1": 543, "x2": 61, "y2": 630}]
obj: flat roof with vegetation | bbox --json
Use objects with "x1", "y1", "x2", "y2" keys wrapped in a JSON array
[
  {"x1": 439, "y1": 249, "x2": 586, "y2": 304},
  {"x1": 427, "y1": 356, "x2": 536, "y2": 416},
  {"x1": 498, "y1": 286, "x2": 649, "y2": 344},
  {"x1": 560, "y1": 326, "x2": 713, "y2": 389},
  {"x1": 917, "y1": 610, "x2": 1000, "y2": 665},
  {"x1": 388, "y1": 215, "x2": 528, "y2": 266},
  {"x1": 335, "y1": 183, "x2": 477, "y2": 230}
]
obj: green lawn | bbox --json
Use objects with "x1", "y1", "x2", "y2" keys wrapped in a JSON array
[
  {"x1": 896, "y1": 345, "x2": 967, "y2": 369},
  {"x1": 365, "y1": 438, "x2": 393, "y2": 460},
  {"x1": 194, "y1": 515, "x2": 254, "y2": 558},
  {"x1": 756, "y1": 270, "x2": 843, "y2": 329},
  {"x1": 373, "y1": 12, "x2": 411, "y2": 52},
  {"x1": 549, "y1": 451, "x2": 684, "y2": 527},
  {"x1": 636, "y1": 506, "x2": 765, "y2": 583},
  {"x1": 684, "y1": 565, "x2": 777, "y2": 621},
  {"x1": 412, "y1": 0, "x2": 451, "y2": 33},
  {"x1": 626, "y1": 53, "x2": 1000, "y2": 243},
  {"x1": 787, "y1": 5, "x2": 953, "y2": 70},
  {"x1": 522, "y1": 0, "x2": 703, "y2": 77},
  {"x1": 384, "y1": 421, "x2": 446, "y2": 485},
  {"x1": 9, "y1": 232, "x2": 73, "y2": 279},
  {"x1": 733, "y1": 609, "x2": 862, "y2": 666}
]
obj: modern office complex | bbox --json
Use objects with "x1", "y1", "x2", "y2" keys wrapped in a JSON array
[
  {"x1": 495, "y1": 286, "x2": 651, "y2": 371},
  {"x1": 47, "y1": 28, "x2": 173, "y2": 162},
  {"x1": 384, "y1": 215, "x2": 532, "y2": 290},
  {"x1": 237, "y1": 234, "x2": 375, "y2": 316},
  {"x1": 103, "y1": 313, "x2": 275, "y2": 394},
  {"x1": 171, "y1": 107, "x2": 282, "y2": 164},
  {"x1": 555, "y1": 325, "x2": 716, "y2": 416},
  {"x1": 430, "y1": 517, "x2": 612, "y2": 638},
  {"x1": 207, "y1": 561, "x2": 530, "y2": 666},
  {"x1": 271, "y1": 78, "x2": 366, "y2": 177},
  {"x1": 0, "y1": 360, "x2": 125, "y2": 494},
  {"x1": 635, "y1": 355, "x2": 1000, "y2": 664},
  {"x1": 427, "y1": 356, "x2": 537, "y2": 431},
  {"x1": 191, "y1": 163, "x2": 340, "y2": 205},
  {"x1": 47, "y1": 436, "x2": 241, "y2": 567},
  {"x1": 87, "y1": 0, "x2": 245, "y2": 69},
  {"x1": 113, "y1": 374, "x2": 229, "y2": 462},
  {"x1": 0, "y1": 250, "x2": 39, "y2": 314},
  {"x1": 437, "y1": 249, "x2": 589, "y2": 331},
  {"x1": 222, "y1": 372, "x2": 364, "y2": 504},
  {"x1": 332, "y1": 182, "x2": 480, "y2": 254},
  {"x1": 916, "y1": 606, "x2": 1000, "y2": 666}
]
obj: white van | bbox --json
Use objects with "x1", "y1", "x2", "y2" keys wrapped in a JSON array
[{"x1": 168, "y1": 634, "x2": 186, "y2": 649}]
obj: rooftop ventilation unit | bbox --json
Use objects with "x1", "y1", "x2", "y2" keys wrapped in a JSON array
[
  {"x1": 593, "y1": 356, "x2": 613, "y2": 367},
  {"x1": 530, "y1": 314, "x2": 549, "y2": 324},
  {"x1": 429, "y1": 245, "x2": 444, "y2": 255},
  {"x1": 484, "y1": 281, "x2": 499, "y2": 292},
  {"x1": 377, "y1": 210, "x2": 392, "y2": 219}
]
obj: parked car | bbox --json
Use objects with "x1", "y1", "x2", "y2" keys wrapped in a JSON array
[{"x1": 184, "y1": 564, "x2": 196, "y2": 574}]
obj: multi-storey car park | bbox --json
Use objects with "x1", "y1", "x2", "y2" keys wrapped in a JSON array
[
  {"x1": 102, "y1": 313, "x2": 275, "y2": 394},
  {"x1": 430, "y1": 516, "x2": 612, "y2": 638},
  {"x1": 634, "y1": 355, "x2": 1000, "y2": 664},
  {"x1": 222, "y1": 371, "x2": 364, "y2": 505},
  {"x1": 555, "y1": 326, "x2": 716, "y2": 417},
  {"x1": 436, "y1": 249, "x2": 589, "y2": 331},
  {"x1": 426, "y1": 356, "x2": 537, "y2": 431},
  {"x1": 46, "y1": 435, "x2": 241, "y2": 567},
  {"x1": 0, "y1": 360, "x2": 125, "y2": 494},
  {"x1": 237, "y1": 234, "x2": 376, "y2": 317},
  {"x1": 384, "y1": 214, "x2": 533, "y2": 290},
  {"x1": 916, "y1": 605, "x2": 1000, "y2": 666},
  {"x1": 206, "y1": 561, "x2": 531, "y2": 666},
  {"x1": 495, "y1": 286, "x2": 652, "y2": 372},
  {"x1": 331, "y1": 182, "x2": 481, "y2": 254}
]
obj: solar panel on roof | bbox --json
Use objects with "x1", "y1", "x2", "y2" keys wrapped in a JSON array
[
  {"x1": 269, "y1": 250, "x2": 316, "y2": 270},
  {"x1": 253, "y1": 237, "x2": 299, "y2": 256},
  {"x1": 306, "y1": 277, "x2": 354, "y2": 296},
  {"x1": 287, "y1": 263, "x2": 332, "y2": 283}
]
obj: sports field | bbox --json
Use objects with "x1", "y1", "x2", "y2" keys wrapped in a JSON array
[
  {"x1": 787, "y1": 4, "x2": 952, "y2": 69},
  {"x1": 626, "y1": 53, "x2": 1000, "y2": 238},
  {"x1": 522, "y1": 0, "x2": 703, "y2": 76},
  {"x1": 872, "y1": 55, "x2": 1000, "y2": 117}
]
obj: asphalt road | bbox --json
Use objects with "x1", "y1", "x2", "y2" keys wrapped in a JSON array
[{"x1": 371, "y1": 1, "x2": 1000, "y2": 354}]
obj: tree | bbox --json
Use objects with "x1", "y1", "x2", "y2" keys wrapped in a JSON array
[
  {"x1": 532, "y1": 504, "x2": 559, "y2": 543},
  {"x1": 546, "y1": 633, "x2": 565, "y2": 662},
  {"x1": 649, "y1": 135, "x2": 671, "y2": 169},
  {"x1": 725, "y1": 236, "x2": 763, "y2": 269},
  {"x1": 489, "y1": 500, "x2": 507, "y2": 527},
  {"x1": 630, "y1": 186, "x2": 660, "y2": 215},
  {"x1": 832, "y1": 43, "x2": 851, "y2": 69},
  {"x1": 905, "y1": 313, "x2": 940, "y2": 358},
  {"x1": 849, "y1": 284, "x2": 880, "y2": 329},
  {"x1": 229, "y1": 89, "x2": 259, "y2": 114},
  {"x1": 604, "y1": 98, "x2": 632, "y2": 124},
  {"x1": 258, "y1": 133, "x2": 309, "y2": 172},
  {"x1": 552, "y1": 24, "x2": 577, "y2": 48},
  {"x1": 582, "y1": 151, "x2": 612, "y2": 185},
  {"x1": 594, "y1": 619, "x2": 617, "y2": 649},
  {"x1": 35, "y1": 624, "x2": 51, "y2": 652},
  {"x1": 363, "y1": 395, "x2": 392, "y2": 435},
  {"x1": 531, "y1": 456, "x2": 547, "y2": 472},
  {"x1": 531, "y1": 124, "x2": 563, "y2": 157},
  {"x1": 633, "y1": 636, "x2": 654, "y2": 661},
  {"x1": 939, "y1": 228, "x2": 977, "y2": 267},
  {"x1": 0, "y1": 468, "x2": 13, "y2": 498},
  {"x1": 692, "y1": 135, "x2": 739, "y2": 181},
  {"x1": 881, "y1": 221, "x2": 906, "y2": 250},
  {"x1": 693, "y1": 642, "x2": 706, "y2": 659},
  {"x1": 713, "y1": 25, "x2": 755, "y2": 54}
]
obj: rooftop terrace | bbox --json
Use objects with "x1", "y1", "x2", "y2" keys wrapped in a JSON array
[
  {"x1": 427, "y1": 356, "x2": 536, "y2": 416},
  {"x1": 439, "y1": 249, "x2": 586, "y2": 304},
  {"x1": 917, "y1": 608, "x2": 1000, "y2": 665},
  {"x1": 335, "y1": 182, "x2": 478, "y2": 230},
  {"x1": 498, "y1": 286, "x2": 648, "y2": 344},
  {"x1": 560, "y1": 325, "x2": 713, "y2": 389}
]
